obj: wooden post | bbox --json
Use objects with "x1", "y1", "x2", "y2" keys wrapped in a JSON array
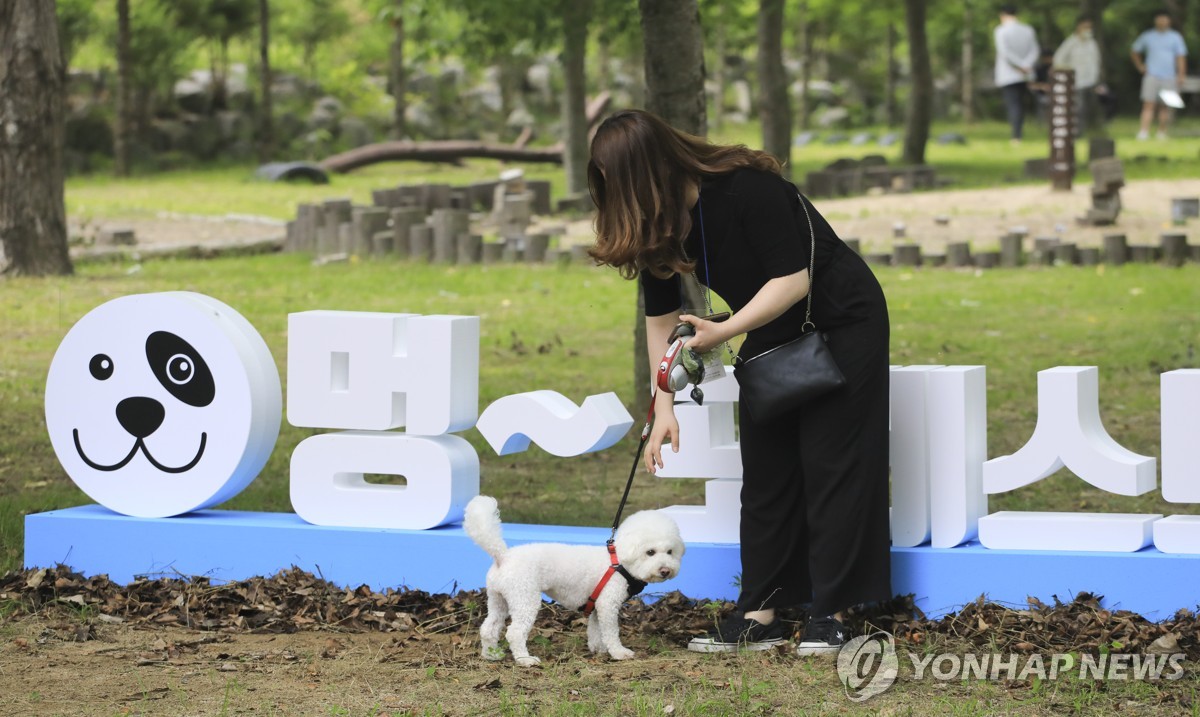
[
  {"x1": 1048, "y1": 68, "x2": 1075, "y2": 191},
  {"x1": 925, "y1": 253, "x2": 947, "y2": 267},
  {"x1": 1033, "y1": 236, "x2": 1059, "y2": 265},
  {"x1": 1079, "y1": 247, "x2": 1100, "y2": 266}
]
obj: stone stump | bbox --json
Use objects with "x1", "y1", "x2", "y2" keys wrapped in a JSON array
[
  {"x1": 946, "y1": 242, "x2": 972, "y2": 268},
  {"x1": 974, "y1": 251, "x2": 1000, "y2": 269},
  {"x1": 390, "y1": 207, "x2": 423, "y2": 259},
  {"x1": 893, "y1": 243, "x2": 921, "y2": 266},
  {"x1": 481, "y1": 242, "x2": 505, "y2": 264},
  {"x1": 1102, "y1": 233, "x2": 1127, "y2": 265},
  {"x1": 525, "y1": 233, "x2": 550, "y2": 262},
  {"x1": 351, "y1": 206, "x2": 390, "y2": 256},
  {"x1": 1161, "y1": 233, "x2": 1188, "y2": 267},
  {"x1": 457, "y1": 233, "x2": 483, "y2": 265},
  {"x1": 431, "y1": 208, "x2": 470, "y2": 264},
  {"x1": 1052, "y1": 243, "x2": 1079, "y2": 265},
  {"x1": 409, "y1": 224, "x2": 434, "y2": 262},
  {"x1": 1000, "y1": 233, "x2": 1023, "y2": 267}
]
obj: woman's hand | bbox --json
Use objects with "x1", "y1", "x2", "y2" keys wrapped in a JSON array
[
  {"x1": 677, "y1": 314, "x2": 730, "y2": 354},
  {"x1": 645, "y1": 393, "x2": 679, "y2": 474}
]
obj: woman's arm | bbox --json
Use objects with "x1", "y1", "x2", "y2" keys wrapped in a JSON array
[
  {"x1": 678, "y1": 268, "x2": 810, "y2": 352},
  {"x1": 644, "y1": 311, "x2": 684, "y2": 474}
]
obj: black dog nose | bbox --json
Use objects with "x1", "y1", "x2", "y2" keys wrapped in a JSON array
[{"x1": 116, "y1": 397, "x2": 165, "y2": 438}]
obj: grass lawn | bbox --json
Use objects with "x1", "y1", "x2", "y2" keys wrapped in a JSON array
[
  {"x1": 3, "y1": 254, "x2": 1198, "y2": 574},
  {"x1": 63, "y1": 119, "x2": 1200, "y2": 221},
  {"x1": 2, "y1": 254, "x2": 1199, "y2": 715}
]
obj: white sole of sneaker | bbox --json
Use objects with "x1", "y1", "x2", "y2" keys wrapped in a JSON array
[{"x1": 687, "y1": 638, "x2": 785, "y2": 654}]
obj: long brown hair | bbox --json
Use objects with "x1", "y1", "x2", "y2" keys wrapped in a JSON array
[{"x1": 587, "y1": 109, "x2": 782, "y2": 279}]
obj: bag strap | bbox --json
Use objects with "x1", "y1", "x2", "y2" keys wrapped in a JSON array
[
  {"x1": 797, "y1": 192, "x2": 818, "y2": 333},
  {"x1": 693, "y1": 194, "x2": 736, "y2": 362}
]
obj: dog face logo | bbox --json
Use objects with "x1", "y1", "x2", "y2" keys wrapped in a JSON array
[{"x1": 45, "y1": 292, "x2": 281, "y2": 518}]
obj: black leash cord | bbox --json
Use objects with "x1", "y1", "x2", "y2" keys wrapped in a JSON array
[{"x1": 609, "y1": 390, "x2": 660, "y2": 543}]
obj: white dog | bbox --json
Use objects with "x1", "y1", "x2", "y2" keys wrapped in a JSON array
[{"x1": 463, "y1": 495, "x2": 685, "y2": 666}]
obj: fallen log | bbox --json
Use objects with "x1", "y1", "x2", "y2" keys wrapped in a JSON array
[{"x1": 320, "y1": 141, "x2": 564, "y2": 173}]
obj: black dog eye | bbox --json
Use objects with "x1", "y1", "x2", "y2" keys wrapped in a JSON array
[
  {"x1": 646, "y1": 549, "x2": 656, "y2": 556},
  {"x1": 146, "y1": 331, "x2": 214, "y2": 407},
  {"x1": 667, "y1": 550, "x2": 673, "y2": 556},
  {"x1": 89, "y1": 354, "x2": 114, "y2": 380}
]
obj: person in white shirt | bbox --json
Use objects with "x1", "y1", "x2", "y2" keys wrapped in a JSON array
[
  {"x1": 993, "y1": 4, "x2": 1040, "y2": 144},
  {"x1": 1053, "y1": 16, "x2": 1107, "y2": 136}
]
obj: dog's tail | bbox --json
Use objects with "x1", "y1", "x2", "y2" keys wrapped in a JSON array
[{"x1": 464, "y1": 495, "x2": 508, "y2": 564}]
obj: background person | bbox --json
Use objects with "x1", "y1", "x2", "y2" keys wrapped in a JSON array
[
  {"x1": 1131, "y1": 10, "x2": 1189, "y2": 140},
  {"x1": 1053, "y1": 16, "x2": 1107, "y2": 136},
  {"x1": 587, "y1": 110, "x2": 892, "y2": 656},
  {"x1": 994, "y1": 4, "x2": 1041, "y2": 145}
]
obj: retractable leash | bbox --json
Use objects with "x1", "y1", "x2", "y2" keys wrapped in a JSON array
[{"x1": 580, "y1": 394, "x2": 657, "y2": 616}]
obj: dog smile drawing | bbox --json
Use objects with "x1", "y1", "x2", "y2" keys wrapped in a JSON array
[
  {"x1": 71, "y1": 331, "x2": 214, "y2": 474},
  {"x1": 464, "y1": 495, "x2": 685, "y2": 666}
]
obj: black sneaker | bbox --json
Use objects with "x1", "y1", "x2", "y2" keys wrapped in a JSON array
[
  {"x1": 795, "y1": 615, "x2": 849, "y2": 656},
  {"x1": 687, "y1": 613, "x2": 787, "y2": 653}
]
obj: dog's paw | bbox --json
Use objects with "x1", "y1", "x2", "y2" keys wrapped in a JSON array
[
  {"x1": 481, "y1": 646, "x2": 506, "y2": 661},
  {"x1": 608, "y1": 647, "x2": 635, "y2": 661},
  {"x1": 515, "y1": 655, "x2": 542, "y2": 667},
  {"x1": 587, "y1": 641, "x2": 604, "y2": 655}
]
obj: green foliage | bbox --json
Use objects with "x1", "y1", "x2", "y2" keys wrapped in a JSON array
[
  {"x1": 56, "y1": 0, "x2": 97, "y2": 65},
  {"x1": 103, "y1": 0, "x2": 191, "y2": 107},
  {"x1": 173, "y1": 0, "x2": 259, "y2": 49},
  {"x1": 273, "y1": 0, "x2": 352, "y2": 79}
]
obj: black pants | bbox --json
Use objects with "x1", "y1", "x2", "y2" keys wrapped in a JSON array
[
  {"x1": 1002, "y1": 82, "x2": 1028, "y2": 140},
  {"x1": 735, "y1": 251, "x2": 892, "y2": 618}
]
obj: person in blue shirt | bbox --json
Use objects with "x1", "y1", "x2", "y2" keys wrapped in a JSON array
[{"x1": 1131, "y1": 10, "x2": 1189, "y2": 140}]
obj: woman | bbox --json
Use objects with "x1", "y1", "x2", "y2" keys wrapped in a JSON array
[{"x1": 587, "y1": 110, "x2": 891, "y2": 655}]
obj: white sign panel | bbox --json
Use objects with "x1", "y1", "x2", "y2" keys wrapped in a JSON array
[{"x1": 44, "y1": 292, "x2": 281, "y2": 518}]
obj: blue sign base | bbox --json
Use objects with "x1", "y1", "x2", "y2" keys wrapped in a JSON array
[{"x1": 24, "y1": 505, "x2": 1200, "y2": 620}]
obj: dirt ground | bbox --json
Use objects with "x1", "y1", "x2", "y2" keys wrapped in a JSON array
[{"x1": 71, "y1": 179, "x2": 1200, "y2": 261}]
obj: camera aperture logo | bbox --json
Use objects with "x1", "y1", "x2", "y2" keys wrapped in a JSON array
[{"x1": 837, "y1": 632, "x2": 900, "y2": 702}]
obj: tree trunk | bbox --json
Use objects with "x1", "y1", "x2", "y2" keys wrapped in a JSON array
[
  {"x1": 0, "y1": 0, "x2": 73, "y2": 276},
  {"x1": 638, "y1": 0, "x2": 706, "y2": 136},
  {"x1": 257, "y1": 0, "x2": 273, "y2": 162},
  {"x1": 885, "y1": 20, "x2": 899, "y2": 127},
  {"x1": 1079, "y1": 0, "x2": 1109, "y2": 82},
  {"x1": 902, "y1": 0, "x2": 933, "y2": 166},
  {"x1": 114, "y1": 0, "x2": 131, "y2": 176},
  {"x1": 961, "y1": 0, "x2": 974, "y2": 124},
  {"x1": 798, "y1": 1, "x2": 812, "y2": 131},
  {"x1": 561, "y1": 0, "x2": 591, "y2": 197},
  {"x1": 389, "y1": 2, "x2": 406, "y2": 140},
  {"x1": 635, "y1": 0, "x2": 707, "y2": 414},
  {"x1": 757, "y1": 0, "x2": 791, "y2": 175},
  {"x1": 712, "y1": 0, "x2": 726, "y2": 132}
]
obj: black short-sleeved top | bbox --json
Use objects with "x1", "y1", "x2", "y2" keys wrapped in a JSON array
[{"x1": 640, "y1": 168, "x2": 859, "y2": 356}]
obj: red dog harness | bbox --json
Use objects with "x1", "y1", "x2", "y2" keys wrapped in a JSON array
[{"x1": 582, "y1": 542, "x2": 647, "y2": 616}]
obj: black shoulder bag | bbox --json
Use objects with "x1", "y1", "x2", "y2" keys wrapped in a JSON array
[{"x1": 724, "y1": 192, "x2": 846, "y2": 423}]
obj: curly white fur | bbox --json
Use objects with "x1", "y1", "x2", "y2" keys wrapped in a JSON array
[{"x1": 463, "y1": 495, "x2": 685, "y2": 666}]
